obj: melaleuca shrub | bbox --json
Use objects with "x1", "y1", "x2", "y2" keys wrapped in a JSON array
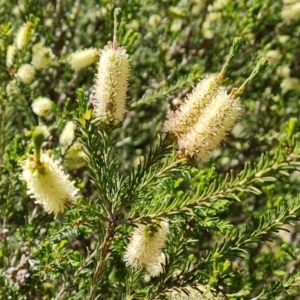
[{"x1": 1, "y1": 2, "x2": 300, "y2": 300}]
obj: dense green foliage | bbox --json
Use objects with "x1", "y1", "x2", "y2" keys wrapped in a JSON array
[{"x1": 1, "y1": 0, "x2": 300, "y2": 299}]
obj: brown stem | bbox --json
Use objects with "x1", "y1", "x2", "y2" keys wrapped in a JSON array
[{"x1": 89, "y1": 220, "x2": 116, "y2": 299}]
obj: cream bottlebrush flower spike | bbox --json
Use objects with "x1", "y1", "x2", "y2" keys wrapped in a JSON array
[
  {"x1": 164, "y1": 73, "x2": 240, "y2": 161},
  {"x1": 164, "y1": 74, "x2": 221, "y2": 137},
  {"x1": 178, "y1": 88, "x2": 242, "y2": 161},
  {"x1": 20, "y1": 127, "x2": 79, "y2": 216},
  {"x1": 124, "y1": 220, "x2": 169, "y2": 276},
  {"x1": 92, "y1": 8, "x2": 130, "y2": 124},
  {"x1": 164, "y1": 39, "x2": 268, "y2": 161},
  {"x1": 92, "y1": 41, "x2": 130, "y2": 124},
  {"x1": 15, "y1": 21, "x2": 33, "y2": 49},
  {"x1": 164, "y1": 38, "x2": 244, "y2": 139}
]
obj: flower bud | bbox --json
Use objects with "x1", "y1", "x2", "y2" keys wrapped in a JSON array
[
  {"x1": 93, "y1": 42, "x2": 130, "y2": 124},
  {"x1": 32, "y1": 125, "x2": 50, "y2": 161},
  {"x1": 64, "y1": 142, "x2": 86, "y2": 169},
  {"x1": 35, "y1": 125, "x2": 50, "y2": 140}
]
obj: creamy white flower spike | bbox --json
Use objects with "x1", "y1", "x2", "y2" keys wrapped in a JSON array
[
  {"x1": 93, "y1": 42, "x2": 130, "y2": 124},
  {"x1": 178, "y1": 89, "x2": 242, "y2": 161},
  {"x1": 164, "y1": 72, "x2": 242, "y2": 161},
  {"x1": 124, "y1": 220, "x2": 169, "y2": 274},
  {"x1": 6, "y1": 45, "x2": 17, "y2": 68},
  {"x1": 31, "y1": 97, "x2": 53, "y2": 117},
  {"x1": 15, "y1": 22, "x2": 32, "y2": 49},
  {"x1": 32, "y1": 42, "x2": 54, "y2": 69},
  {"x1": 16, "y1": 64, "x2": 35, "y2": 84},
  {"x1": 164, "y1": 75, "x2": 219, "y2": 137},
  {"x1": 20, "y1": 152, "x2": 79, "y2": 216},
  {"x1": 67, "y1": 48, "x2": 98, "y2": 71},
  {"x1": 164, "y1": 39, "x2": 263, "y2": 162}
]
